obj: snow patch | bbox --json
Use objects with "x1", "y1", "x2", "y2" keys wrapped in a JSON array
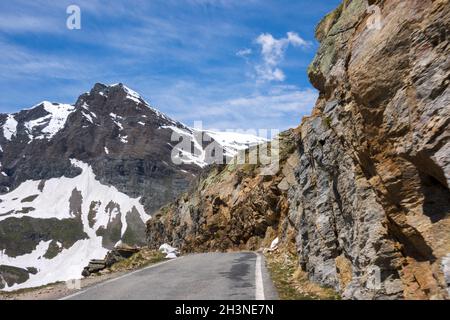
[
  {"x1": 0, "y1": 238, "x2": 108, "y2": 291},
  {"x1": 442, "y1": 254, "x2": 450, "y2": 295},
  {"x1": 270, "y1": 237, "x2": 279, "y2": 250},
  {"x1": 159, "y1": 244, "x2": 179, "y2": 259},
  {"x1": 0, "y1": 159, "x2": 150, "y2": 226},
  {"x1": 120, "y1": 135, "x2": 128, "y2": 143},
  {"x1": 3, "y1": 115, "x2": 18, "y2": 141},
  {"x1": 161, "y1": 125, "x2": 268, "y2": 168},
  {"x1": 162, "y1": 125, "x2": 208, "y2": 168},
  {"x1": 25, "y1": 102, "x2": 75, "y2": 140},
  {"x1": 0, "y1": 159, "x2": 151, "y2": 290},
  {"x1": 203, "y1": 130, "x2": 268, "y2": 157},
  {"x1": 110, "y1": 113, "x2": 124, "y2": 130},
  {"x1": 82, "y1": 112, "x2": 94, "y2": 124}
]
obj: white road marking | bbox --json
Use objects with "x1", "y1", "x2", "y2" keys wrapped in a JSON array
[
  {"x1": 255, "y1": 253, "x2": 265, "y2": 300},
  {"x1": 59, "y1": 257, "x2": 183, "y2": 300}
]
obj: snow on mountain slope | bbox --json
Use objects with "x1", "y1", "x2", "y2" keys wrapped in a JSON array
[
  {"x1": 0, "y1": 159, "x2": 150, "y2": 291},
  {"x1": 161, "y1": 125, "x2": 209, "y2": 167},
  {"x1": 162, "y1": 125, "x2": 268, "y2": 167},
  {"x1": 106, "y1": 83, "x2": 178, "y2": 126},
  {"x1": 0, "y1": 159, "x2": 149, "y2": 225},
  {"x1": 25, "y1": 102, "x2": 75, "y2": 141},
  {"x1": 1, "y1": 238, "x2": 107, "y2": 291},
  {"x1": 202, "y1": 130, "x2": 269, "y2": 157},
  {"x1": 2, "y1": 115, "x2": 18, "y2": 141}
]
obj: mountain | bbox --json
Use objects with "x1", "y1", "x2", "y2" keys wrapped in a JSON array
[
  {"x1": 0, "y1": 83, "x2": 265, "y2": 291},
  {"x1": 147, "y1": 0, "x2": 450, "y2": 300}
]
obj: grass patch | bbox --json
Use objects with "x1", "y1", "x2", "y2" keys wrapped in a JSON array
[
  {"x1": 265, "y1": 251, "x2": 340, "y2": 300},
  {"x1": 109, "y1": 249, "x2": 166, "y2": 273}
]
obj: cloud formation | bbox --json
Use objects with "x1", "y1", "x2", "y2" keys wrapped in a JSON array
[
  {"x1": 0, "y1": 0, "x2": 339, "y2": 131},
  {"x1": 254, "y1": 32, "x2": 311, "y2": 82},
  {"x1": 236, "y1": 48, "x2": 252, "y2": 58}
]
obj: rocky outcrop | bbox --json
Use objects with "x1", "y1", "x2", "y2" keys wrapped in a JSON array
[
  {"x1": 147, "y1": 130, "x2": 300, "y2": 253},
  {"x1": 82, "y1": 246, "x2": 140, "y2": 277},
  {"x1": 292, "y1": 0, "x2": 449, "y2": 300},
  {"x1": 147, "y1": 0, "x2": 449, "y2": 299},
  {"x1": 0, "y1": 265, "x2": 35, "y2": 290}
]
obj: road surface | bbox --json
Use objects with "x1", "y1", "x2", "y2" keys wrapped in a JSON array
[{"x1": 62, "y1": 252, "x2": 278, "y2": 300}]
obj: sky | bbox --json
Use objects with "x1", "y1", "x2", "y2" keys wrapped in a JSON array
[{"x1": 0, "y1": 0, "x2": 341, "y2": 132}]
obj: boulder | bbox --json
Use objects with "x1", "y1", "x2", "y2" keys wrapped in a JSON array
[{"x1": 105, "y1": 245, "x2": 140, "y2": 267}]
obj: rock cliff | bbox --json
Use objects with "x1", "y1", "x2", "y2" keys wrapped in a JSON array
[
  {"x1": 296, "y1": 0, "x2": 449, "y2": 299},
  {"x1": 147, "y1": 130, "x2": 300, "y2": 253},
  {"x1": 147, "y1": 0, "x2": 450, "y2": 299}
]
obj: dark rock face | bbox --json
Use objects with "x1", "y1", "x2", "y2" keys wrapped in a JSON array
[
  {"x1": 0, "y1": 265, "x2": 31, "y2": 289},
  {"x1": 104, "y1": 246, "x2": 140, "y2": 268},
  {"x1": 82, "y1": 260, "x2": 107, "y2": 277}
]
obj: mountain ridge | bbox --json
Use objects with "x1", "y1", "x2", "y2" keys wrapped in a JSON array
[{"x1": 0, "y1": 83, "x2": 266, "y2": 291}]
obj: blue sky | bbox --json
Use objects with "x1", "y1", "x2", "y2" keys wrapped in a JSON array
[{"x1": 0, "y1": 0, "x2": 341, "y2": 131}]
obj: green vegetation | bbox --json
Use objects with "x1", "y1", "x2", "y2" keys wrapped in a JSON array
[
  {"x1": 109, "y1": 249, "x2": 165, "y2": 272},
  {"x1": 265, "y1": 251, "x2": 340, "y2": 300},
  {"x1": 0, "y1": 216, "x2": 88, "y2": 257},
  {"x1": 323, "y1": 116, "x2": 332, "y2": 129}
]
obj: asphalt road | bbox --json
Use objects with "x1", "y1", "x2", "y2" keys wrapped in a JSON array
[{"x1": 62, "y1": 252, "x2": 278, "y2": 300}]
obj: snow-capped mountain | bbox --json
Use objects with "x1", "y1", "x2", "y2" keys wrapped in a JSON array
[{"x1": 0, "y1": 83, "x2": 266, "y2": 291}]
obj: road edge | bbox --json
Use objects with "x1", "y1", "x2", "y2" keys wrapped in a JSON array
[{"x1": 59, "y1": 257, "x2": 183, "y2": 300}]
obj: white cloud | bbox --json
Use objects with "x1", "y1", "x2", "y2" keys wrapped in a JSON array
[
  {"x1": 148, "y1": 80, "x2": 318, "y2": 131},
  {"x1": 254, "y1": 32, "x2": 311, "y2": 82},
  {"x1": 225, "y1": 87, "x2": 317, "y2": 113},
  {"x1": 236, "y1": 48, "x2": 252, "y2": 57}
]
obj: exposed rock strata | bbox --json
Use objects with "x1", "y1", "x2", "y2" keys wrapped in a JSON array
[
  {"x1": 147, "y1": 0, "x2": 449, "y2": 299},
  {"x1": 147, "y1": 131, "x2": 300, "y2": 253},
  {"x1": 295, "y1": 0, "x2": 449, "y2": 299}
]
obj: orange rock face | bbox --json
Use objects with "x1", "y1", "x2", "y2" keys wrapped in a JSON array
[{"x1": 299, "y1": 0, "x2": 449, "y2": 299}]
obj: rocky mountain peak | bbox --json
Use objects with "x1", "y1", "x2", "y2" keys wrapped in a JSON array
[
  {"x1": 73, "y1": 83, "x2": 180, "y2": 129},
  {"x1": 0, "y1": 82, "x2": 268, "y2": 291}
]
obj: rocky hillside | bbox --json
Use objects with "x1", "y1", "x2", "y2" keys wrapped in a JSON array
[
  {"x1": 147, "y1": 130, "x2": 300, "y2": 253},
  {"x1": 147, "y1": 0, "x2": 449, "y2": 300},
  {"x1": 0, "y1": 83, "x2": 264, "y2": 291}
]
